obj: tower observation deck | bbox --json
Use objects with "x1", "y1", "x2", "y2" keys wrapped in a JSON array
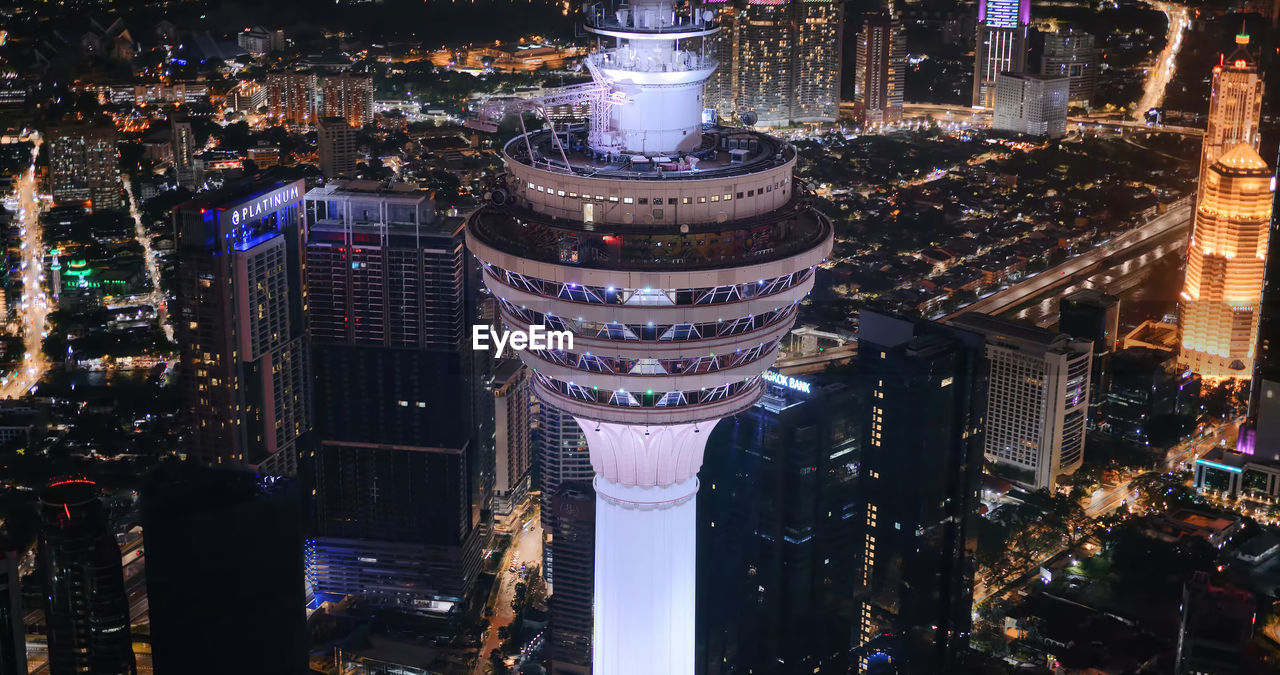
[{"x1": 465, "y1": 2, "x2": 833, "y2": 672}]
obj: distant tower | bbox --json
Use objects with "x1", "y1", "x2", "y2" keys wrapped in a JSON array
[
  {"x1": 973, "y1": 0, "x2": 1030, "y2": 108},
  {"x1": 854, "y1": 11, "x2": 906, "y2": 126},
  {"x1": 171, "y1": 117, "x2": 197, "y2": 189},
  {"x1": 466, "y1": 0, "x2": 832, "y2": 671},
  {"x1": 1199, "y1": 33, "x2": 1264, "y2": 201},
  {"x1": 37, "y1": 479, "x2": 135, "y2": 675},
  {"x1": 1180, "y1": 144, "x2": 1274, "y2": 381}
]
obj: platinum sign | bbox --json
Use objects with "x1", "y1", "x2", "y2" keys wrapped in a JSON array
[{"x1": 229, "y1": 184, "x2": 301, "y2": 225}]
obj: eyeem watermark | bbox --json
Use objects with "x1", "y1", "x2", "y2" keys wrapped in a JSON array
[{"x1": 472, "y1": 325, "x2": 573, "y2": 357}]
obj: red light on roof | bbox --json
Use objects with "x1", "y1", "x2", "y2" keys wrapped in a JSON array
[
  {"x1": 1234, "y1": 60, "x2": 1247, "y2": 68},
  {"x1": 64, "y1": 504, "x2": 70, "y2": 519},
  {"x1": 48, "y1": 478, "x2": 96, "y2": 488}
]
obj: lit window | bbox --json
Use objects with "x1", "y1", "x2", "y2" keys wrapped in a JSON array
[
  {"x1": 698, "y1": 196, "x2": 707, "y2": 203},
  {"x1": 557, "y1": 190, "x2": 565, "y2": 196},
  {"x1": 623, "y1": 197, "x2": 633, "y2": 204},
  {"x1": 724, "y1": 193, "x2": 732, "y2": 200},
  {"x1": 569, "y1": 192, "x2": 578, "y2": 198},
  {"x1": 682, "y1": 197, "x2": 691, "y2": 204},
  {"x1": 609, "y1": 196, "x2": 619, "y2": 202}
]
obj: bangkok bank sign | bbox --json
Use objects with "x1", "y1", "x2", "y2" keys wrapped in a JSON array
[{"x1": 228, "y1": 184, "x2": 302, "y2": 226}]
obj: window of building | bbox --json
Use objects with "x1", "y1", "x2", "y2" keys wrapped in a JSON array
[{"x1": 698, "y1": 196, "x2": 707, "y2": 203}]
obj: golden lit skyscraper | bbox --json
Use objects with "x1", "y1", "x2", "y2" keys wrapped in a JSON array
[
  {"x1": 1199, "y1": 34, "x2": 1264, "y2": 200},
  {"x1": 1180, "y1": 144, "x2": 1274, "y2": 380}
]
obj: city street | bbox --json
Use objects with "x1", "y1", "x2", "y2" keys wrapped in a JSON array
[
  {"x1": 1134, "y1": 2, "x2": 1191, "y2": 119},
  {"x1": 1, "y1": 133, "x2": 50, "y2": 399},
  {"x1": 476, "y1": 504, "x2": 543, "y2": 673},
  {"x1": 122, "y1": 175, "x2": 173, "y2": 342}
]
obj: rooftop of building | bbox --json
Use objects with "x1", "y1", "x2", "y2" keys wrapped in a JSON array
[
  {"x1": 948, "y1": 311, "x2": 1079, "y2": 351},
  {"x1": 306, "y1": 179, "x2": 432, "y2": 202},
  {"x1": 505, "y1": 126, "x2": 794, "y2": 182},
  {"x1": 1062, "y1": 287, "x2": 1119, "y2": 306},
  {"x1": 1214, "y1": 143, "x2": 1269, "y2": 173},
  {"x1": 179, "y1": 174, "x2": 305, "y2": 211}
]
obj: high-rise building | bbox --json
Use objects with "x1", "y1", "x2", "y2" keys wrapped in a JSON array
[
  {"x1": 1180, "y1": 144, "x2": 1273, "y2": 381},
  {"x1": 536, "y1": 399, "x2": 594, "y2": 673},
  {"x1": 1175, "y1": 572, "x2": 1255, "y2": 675},
  {"x1": 1199, "y1": 34, "x2": 1264, "y2": 202},
  {"x1": 0, "y1": 547, "x2": 24, "y2": 675},
  {"x1": 703, "y1": 0, "x2": 843, "y2": 126},
  {"x1": 950, "y1": 312, "x2": 1090, "y2": 490},
  {"x1": 465, "y1": 1, "x2": 832, "y2": 670},
  {"x1": 1040, "y1": 28, "x2": 1099, "y2": 105},
  {"x1": 264, "y1": 71, "x2": 318, "y2": 126},
  {"x1": 972, "y1": 0, "x2": 1029, "y2": 108},
  {"x1": 47, "y1": 125, "x2": 123, "y2": 212},
  {"x1": 140, "y1": 463, "x2": 307, "y2": 675},
  {"x1": 992, "y1": 72, "x2": 1069, "y2": 138},
  {"x1": 171, "y1": 117, "x2": 197, "y2": 189},
  {"x1": 304, "y1": 180, "x2": 489, "y2": 613},
  {"x1": 321, "y1": 74, "x2": 375, "y2": 128},
  {"x1": 853, "y1": 310, "x2": 985, "y2": 673},
  {"x1": 173, "y1": 179, "x2": 310, "y2": 477},
  {"x1": 492, "y1": 358, "x2": 532, "y2": 517},
  {"x1": 1059, "y1": 289, "x2": 1120, "y2": 418},
  {"x1": 698, "y1": 371, "x2": 860, "y2": 674},
  {"x1": 853, "y1": 12, "x2": 905, "y2": 126},
  {"x1": 1249, "y1": 149, "x2": 1280, "y2": 460},
  {"x1": 37, "y1": 479, "x2": 135, "y2": 675},
  {"x1": 317, "y1": 116, "x2": 359, "y2": 179}
]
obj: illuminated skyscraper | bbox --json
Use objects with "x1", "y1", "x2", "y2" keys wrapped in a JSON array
[
  {"x1": 171, "y1": 117, "x2": 197, "y2": 189},
  {"x1": 1041, "y1": 28, "x2": 1099, "y2": 105},
  {"x1": 174, "y1": 179, "x2": 311, "y2": 476},
  {"x1": 853, "y1": 11, "x2": 905, "y2": 126},
  {"x1": 47, "y1": 125, "x2": 123, "y2": 212},
  {"x1": 972, "y1": 0, "x2": 1029, "y2": 108},
  {"x1": 1180, "y1": 144, "x2": 1274, "y2": 381},
  {"x1": 1199, "y1": 34, "x2": 1264, "y2": 201},
  {"x1": 950, "y1": 313, "x2": 1090, "y2": 490},
  {"x1": 264, "y1": 71, "x2": 317, "y2": 126},
  {"x1": 466, "y1": 0, "x2": 832, "y2": 670},
  {"x1": 321, "y1": 74, "x2": 374, "y2": 128},
  {"x1": 703, "y1": 0, "x2": 843, "y2": 126},
  {"x1": 304, "y1": 181, "x2": 489, "y2": 613}
]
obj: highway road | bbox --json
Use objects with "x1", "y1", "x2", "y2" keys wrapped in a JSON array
[
  {"x1": 943, "y1": 202, "x2": 1192, "y2": 322},
  {"x1": 1007, "y1": 221, "x2": 1190, "y2": 328}
]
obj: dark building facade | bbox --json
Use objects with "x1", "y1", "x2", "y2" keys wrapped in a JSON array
[
  {"x1": 140, "y1": 463, "x2": 307, "y2": 675},
  {"x1": 173, "y1": 179, "x2": 311, "y2": 476},
  {"x1": 1175, "y1": 572, "x2": 1255, "y2": 674},
  {"x1": 37, "y1": 480, "x2": 135, "y2": 675},
  {"x1": 536, "y1": 399, "x2": 594, "y2": 673},
  {"x1": 1104, "y1": 347, "x2": 1201, "y2": 446},
  {"x1": 303, "y1": 181, "x2": 490, "y2": 613},
  {"x1": 1058, "y1": 289, "x2": 1119, "y2": 421},
  {"x1": 1249, "y1": 146, "x2": 1280, "y2": 460},
  {"x1": 697, "y1": 371, "x2": 860, "y2": 674},
  {"x1": 852, "y1": 310, "x2": 986, "y2": 673},
  {"x1": 0, "y1": 548, "x2": 24, "y2": 675}
]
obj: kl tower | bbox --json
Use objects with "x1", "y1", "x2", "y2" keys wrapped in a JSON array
[{"x1": 466, "y1": 1, "x2": 832, "y2": 671}]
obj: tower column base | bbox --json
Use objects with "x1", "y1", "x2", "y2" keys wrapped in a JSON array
[{"x1": 592, "y1": 476, "x2": 697, "y2": 675}]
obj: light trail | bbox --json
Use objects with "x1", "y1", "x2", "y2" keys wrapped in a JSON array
[
  {"x1": 1133, "y1": 2, "x2": 1190, "y2": 120},
  {"x1": 122, "y1": 176, "x2": 173, "y2": 342},
  {"x1": 1, "y1": 133, "x2": 50, "y2": 398}
]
